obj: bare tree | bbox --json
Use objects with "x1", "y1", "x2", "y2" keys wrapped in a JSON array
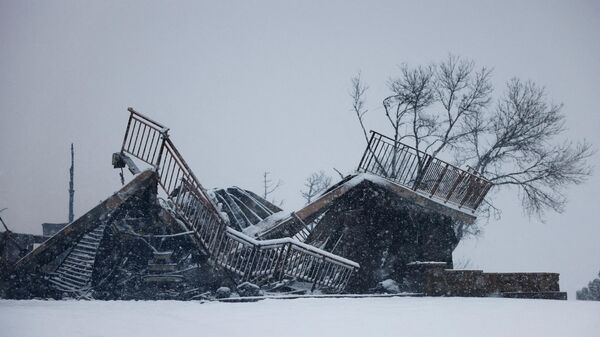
[
  {"x1": 351, "y1": 55, "x2": 594, "y2": 235},
  {"x1": 301, "y1": 171, "x2": 332, "y2": 204},
  {"x1": 352, "y1": 64, "x2": 438, "y2": 177},
  {"x1": 350, "y1": 72, "x2": 370, "y2": 144},
  {"x1": 467, "y1": 79, "x2": 593, "y2": 216},
  {"x1": 262, "y1": 171, "x2": 283, "y2": 206}
]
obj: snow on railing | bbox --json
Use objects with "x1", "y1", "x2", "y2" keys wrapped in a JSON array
[
  {"x1": 121, "y1": 108, "x2": 219, "y2": 215},
  {"x1": 119, "y1": 108, "x2": 358, "y2": 292},
  {"x1": 358, "y1": 131, "x2": 493, "y2": 213}
]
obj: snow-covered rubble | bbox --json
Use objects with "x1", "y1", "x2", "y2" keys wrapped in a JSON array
[{"x1": 243, "y1": 211, "x2": 292, "y2": 237}]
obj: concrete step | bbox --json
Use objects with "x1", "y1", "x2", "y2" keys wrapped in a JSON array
[{"x1": 500, "y1": 291, "x2": 567, "y2": 300}]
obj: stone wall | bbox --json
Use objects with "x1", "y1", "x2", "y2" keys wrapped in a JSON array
[
  {"x1": 306, "y1": 180, "x2": 459, "y2": 293},
  {"x1": 407, "y1": 263, "x2": 566, "y2": 300}
]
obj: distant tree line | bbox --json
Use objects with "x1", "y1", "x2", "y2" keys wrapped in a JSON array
[{"x1": 577, "y1": 271, "x2": 600, "y2": 301}]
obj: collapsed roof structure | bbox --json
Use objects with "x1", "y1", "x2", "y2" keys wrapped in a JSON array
[{"x1": 1, "y1": 108, "x2": 566, "y2": 300}]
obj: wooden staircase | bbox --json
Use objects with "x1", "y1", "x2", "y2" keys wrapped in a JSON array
[
  {"x1": 49, "y1": 224, "x2": 106, "y2": 295},
  {"x1": 114, "y1": 108, "x2": 359, "y2": 292}
]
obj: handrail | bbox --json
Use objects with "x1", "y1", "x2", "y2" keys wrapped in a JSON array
[
  {"x1": 118, "y1": 108, "x2": 358, "y2": 292},
  {"x1": 127, "y1": 107, "x2": 167, "y2": 130},
  {"x1": 120, "y1": 108, "x2": 223, "y2": 218},
  {"x1": 174, "y1": 178, "x2": 356, "y2": 291},
  {"x1": 225, "y1": 227, "x2": 359, "y2": 268},
  {"x1": 358, "y1": 130, "x2": 493, "y2": 213},
  {"x1": 370, "y1": 131, "x2": 490, "y2": 179}
]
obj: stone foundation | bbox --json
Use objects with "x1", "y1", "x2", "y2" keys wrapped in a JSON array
[{"x1": 406, "y1": 262, "x2": 566, "y2": 300}]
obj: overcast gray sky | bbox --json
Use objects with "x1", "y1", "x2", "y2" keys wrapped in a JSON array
[{"x1": 1, "y1": 0, "x2": 599, "y2": 298}]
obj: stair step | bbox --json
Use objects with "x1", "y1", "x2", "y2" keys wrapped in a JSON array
[
  {"x1": 53, "y1": 277, "x2": 86, "y2": 290},
  {"x1": 63, "y1": 262, "x2": 92, "y2": 273},
  {"x1": 91, "y1": 227, "x2": 106, "y2": 234},
  {"x1": 49, "y1": 277, "x2": 78, "y2": 292},
  {"x1": 501, "y1": 291, "x2": 567, "y2": 300},
  {"x1": 72, "y1": 249, "x2": 96, "y2": 257},
  {"x1": 64, "y1": 256, "x2": 93, "y2": 264},
  {"x1": 51, "y1": 279, "x2": 85, "y2": 292},
  {"x1": 61, "y1": 262, "x2": 92, "y2": 273},
  {"x1": 71, "y1": 247, "x2": 95, "y2": 254},
  {"x1": 86, "y1": 228, "x2": 104, "y2": 235},
  {"x1": 66, "y1": 256, "x2": 95, "y2": 265},
  {"x1": 86, "y1": 232, "x2": 104, "y2": 239},
  {"x1": 60, "y1": 266, "x2": 92, "y2": 278},
  {"x1": 152, "y1": 251, "x2": 174, "y2": 261},
  {"x1": 148, "y1": 264, "x2": 178, "y2": 272},
  {"x1": 68, "y1": 257, "x2": 94, "y2": 266},
  {"x1": 79, "y1": 238, "x2": 100, "y2": 245},
  {"x1": 76, "y1": 243, "x2": 99, "y2": 251},
  {"x1": 56, "y1": 269, "x2": 89, "y2": 282},
  {"x1": 69, "y1": 251, "x2": 95, "y2": 260}
]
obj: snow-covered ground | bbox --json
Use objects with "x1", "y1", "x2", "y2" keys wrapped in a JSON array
[{"x1": 1, "y1": 297, "x2": 599, "y2": 337}]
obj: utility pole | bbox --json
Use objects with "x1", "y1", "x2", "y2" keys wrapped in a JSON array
[{"x1": 68, "y1": 143, "x2": 75, "y2": 223}]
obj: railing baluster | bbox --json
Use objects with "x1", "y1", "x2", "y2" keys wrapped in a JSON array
[
  {"x1": 395, "y1": 147, "x2": 410, "y2": 182},
  {"x1": 362, "y1": 134, "x2": 378, "y2": 172},
  {"x1": 374, "y1": 138, "x2": 388, "y2": 175},
  {"x1": 131, "y1": 120, "x2": 143, "y2": 156},
  {"x1": 429, "y1": 161, "x2": 448, "y2": 197},
  {"x1": 357, "y1": 131, "x2": 375, "y2": 171},
  {"x1": 135, "y1": 124, "x2": 148, "y2": 157},
  {"x1": 472, "y1": 180, "x2": 493, "y2": 211},
  {"x1": 125, "y1": 119, "x2": 137, "y2": 153}
]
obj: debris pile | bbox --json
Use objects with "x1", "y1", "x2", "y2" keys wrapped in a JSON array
[{"x1": 0, "y1": 108, "x2": 566, "y2": 300}]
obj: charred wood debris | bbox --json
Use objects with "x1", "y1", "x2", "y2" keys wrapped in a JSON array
[{"x1": 0, "y1": 109, "x2": 566, "y2": 300}]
